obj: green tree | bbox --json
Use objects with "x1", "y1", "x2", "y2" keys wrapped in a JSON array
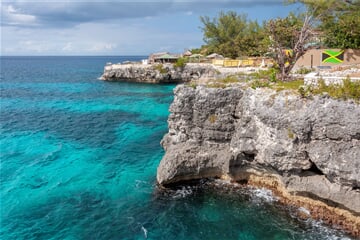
[
  {"x1": 291, "y1": 0, "x2": 360, "y2": 48},
  {"x1": 320, "y1": 1, "x2": 360, "y2": 48},
  {"x1": 266, "y1": 12, "x2": 315, "y2": 81},
  {"x1": 241, "y1": 20, "x2": 269, "y2": 57},
  {"x1": 200, "y1": 11, "x2": 267, "y2": 58},
  {"x1": 266, "y1": 0, "x2": 359, "y2": 81}
]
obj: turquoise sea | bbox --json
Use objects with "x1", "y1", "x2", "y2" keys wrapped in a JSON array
[{"x1": 0, "y1": 56, "x2": 354, "y2": 239}]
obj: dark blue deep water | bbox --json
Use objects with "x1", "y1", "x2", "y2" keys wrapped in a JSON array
[{"x1": 0, "y1": 56, "x2": 354, "y2": 239}]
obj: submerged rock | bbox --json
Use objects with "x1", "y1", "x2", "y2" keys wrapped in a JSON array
[{"x1": 157, "y1": 85, "x2": 360, "y2": 235}]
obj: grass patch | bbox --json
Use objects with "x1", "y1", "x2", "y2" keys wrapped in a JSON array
[
  {"x1": 287, "y1": 128, "x2": 295, "y2": 139},
  {"x1": 174, "y1": 57, "x2": 188, "y2": 69},
  {"x1": 219, "y1": 75, "x2": 239, "y2": 84},
  {"x1": 272, "y1": 79, "x2": 304, "y2": 91},
  {"x1": 248, "y1": 68, "x2": 279, "y2": 89},
  {"x1": 209, "y1": 114, "x2": 217, "y2": 124},
  {"x1": 205, "y1": 75, "x2": 238, "y2": 88},
  {"x1": 309, "y1": 78, "x2": 360, "y2": 101},
  {"x1": 251, "y1": 79, "x2": 270, "y2": 89},
  {"x1": 206, "y1": 82, "x2": 226, "y2": 88},
  {"x1": 249, "y1": 68, "x2": 278, "y2": 83},
  {"x1": 203, "y1": 69, "x2": 360, "y2": 102},
  {"x1": 262, "y1": 77, "x2": 360, "y2": 101},
  {"x1": 234, "y1": 72, "x2": 249, "y2": 77},
  {"x1": 205, "y1": 68, "x2": 279, "y2": 89},
  {"x1": 295, "y1": 67, "x2": 313, "y2": 75},
  {"x1": 153, "y1": 64, "x2": 168, "y2": 74},
  {"x1": 187, "y1": 81, "x2": 197, "y2": 89}
]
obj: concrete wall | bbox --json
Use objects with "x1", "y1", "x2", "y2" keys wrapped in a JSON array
[{"x1": 294, "y1": 49, "x2": 360, "y2": 69}]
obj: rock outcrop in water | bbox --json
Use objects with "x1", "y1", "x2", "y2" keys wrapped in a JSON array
[
  {"x1": 157, "y1": 85, "x2": 360, "y2": 235},
  {"x1": 101, "y1": 63, "x2": 218, "y2": 83}
]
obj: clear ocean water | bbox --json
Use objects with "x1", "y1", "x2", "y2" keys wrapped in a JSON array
[{"x1": 0, "y1": 56, "x2": 354, "y2": 240}]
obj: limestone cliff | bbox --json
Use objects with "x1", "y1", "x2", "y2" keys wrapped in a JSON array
[
  {"x1": 101, "y1": 63, "x2": 218, "y2": 83},
  {"x1": 157, "y1": 85, "x2": 360, "y2": 234}
]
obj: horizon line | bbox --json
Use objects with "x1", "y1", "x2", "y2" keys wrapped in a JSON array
[{"x1": 0, "y1": 55, "x2": 149, "y2": 57}]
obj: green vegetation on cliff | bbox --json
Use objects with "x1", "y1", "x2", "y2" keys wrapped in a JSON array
[
  {"x1": 302, "y1": 78, "x2": 360, "y2": 101},
  {"x1": 153, "y1": 64, "x2": 168, "y2": 74},
  {"x1": 173, "y1": 57, "x2": 188, "y2": 69},
  {"x1": 198, "y1": 72, "x2": 360, "y2": 102}
]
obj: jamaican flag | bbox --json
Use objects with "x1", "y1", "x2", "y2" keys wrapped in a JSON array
[{"x1": 322, "y1": 50, "x2": 344, "y2": 64}]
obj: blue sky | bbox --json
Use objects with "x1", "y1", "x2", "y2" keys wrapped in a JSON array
[{"x1": 1, "y1": 1, "x2": 301, "y2": 56}]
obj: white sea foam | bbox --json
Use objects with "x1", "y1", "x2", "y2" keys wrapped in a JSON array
[
  {"x1": 213, "y1": 178, "x2": 232, "y2": 185},
  {"x1": 298, "y1": 207, "x2": 311, "y2": 216},
  {"x1": 306, "y1": 219, "x2": 352, "y2": 240},
  {"x1": 250, "y1": 188, "x2": 277, "y2": 203},
  {"x1": 135, "y1": 180, "x2": 149, "y2": 188},
  {"x1": 141, "y1": 226, "x2": 148, "y2": 239},
  {"x1": 172, "y1": 186, "x2": 193, "y2": 199}
]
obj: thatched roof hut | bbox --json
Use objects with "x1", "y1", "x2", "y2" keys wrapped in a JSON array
[
  {"x1": 154, "y1": 53, "x2": 179, "y2": 63},
  {"x1": 189, "y1": 54, "x2": 205, "y2": 63},
  {"x1": 183, "y1": 50, "x2": 192, "y2": 57},
  {"x1": 148, "y1": 52, "x2": 169, "y2": 64},
  {"x1": 206, "y1": 53, "x2": 224, "y2": 59}
]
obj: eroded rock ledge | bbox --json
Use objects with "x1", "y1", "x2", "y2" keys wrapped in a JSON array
[
  {"x1": 101, "y1": 63, "x2": 218, "y2": 83},
  {"x1": 157, "y1": 85, "x2": 360, "y2": 236}
]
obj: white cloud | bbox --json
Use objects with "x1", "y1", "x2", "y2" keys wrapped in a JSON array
[
  {"x1": 89, "y1": 43, "x2": 117, "y2": 52},
  {"x1": 2, "y1": 4, "x2": 38, "y2": 26},
  {"x1": 0, "y1": 0, "x2": 297, "y2": 55},
  {"x1": 19, "y1": 40, "x2": 51, "y2": 52},
  {"x1": 0, "y1": 1, "x2": 285, "y2": 28},
  {"x1": 62, "y1": 42, "x2": 73, "y2": 51}
]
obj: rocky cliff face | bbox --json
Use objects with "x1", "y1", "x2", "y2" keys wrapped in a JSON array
[
  {"x1": 157, "y1": 85, "x2": 360, "y2": 220},
  {"x1": 101, "y1": 63, "x2": 218, "y2": 83}
]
